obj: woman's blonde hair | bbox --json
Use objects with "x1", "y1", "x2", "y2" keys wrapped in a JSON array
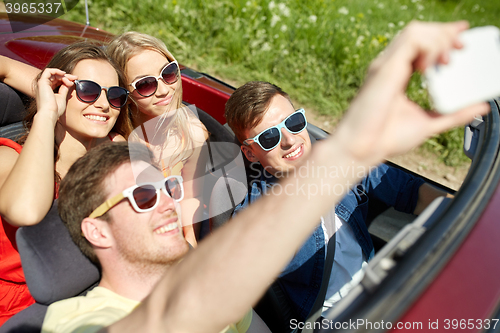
[{"x1": 107, "y1": 31, "x2": 197, "y2": 166}]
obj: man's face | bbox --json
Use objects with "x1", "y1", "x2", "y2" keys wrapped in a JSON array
[
  {"x1": 103, "y1": 161, "x2": 189, "y2": 267},
  {"x1": 242, "y1": 94, "x2": 312, "y2": 176}
]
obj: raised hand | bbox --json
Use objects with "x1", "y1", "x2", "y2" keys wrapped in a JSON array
[
  {"x1": 35, "y1": 68, "x2": 77, "y2": 123},
  {"x1": 336, "y1": 21, "x2": 490, "y2": 165}
]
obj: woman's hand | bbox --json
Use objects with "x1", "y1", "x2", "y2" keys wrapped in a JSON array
[
  {"x1": 35, "y1": 68, "x2": 77, "y2": 124},
  {"x1": 0, "y1": 67, "x2": 77, "y2": 227}
]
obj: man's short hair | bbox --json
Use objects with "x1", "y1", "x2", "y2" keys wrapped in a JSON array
[
  {"x1": 225, "y1": 81, "x2": 292, "y2": 143},
  {"x1": 58, "y1": 142, "x2": 154, "y2": 266}
]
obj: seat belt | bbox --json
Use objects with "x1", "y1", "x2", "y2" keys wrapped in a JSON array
[{"x1": 302, "y1": 231, "x2": 336, "y2": 333}]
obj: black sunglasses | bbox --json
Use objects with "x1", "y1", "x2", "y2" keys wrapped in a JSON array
[
  {"x1": 74, "y1": 80, "x2": 129, "y2": 109},
  {"x1": 129, "y1": 61, "x2": 180, "y2": 97},
  {"x1": 243, "y1": 109, "x2": 307, "y2": 151}
]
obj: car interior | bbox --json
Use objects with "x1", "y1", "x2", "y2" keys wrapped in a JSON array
[
  {"x1": 0, "y1": 80, "x2": 333, "y2": 332},
  {"x1": 1, "y1": 5, "x2": 499, "y2": 330},
  {"x1": 0, "y1": 80, "x2": 489, "y2": 333}
]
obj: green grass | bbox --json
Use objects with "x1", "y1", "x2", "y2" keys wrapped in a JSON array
[{"x1": 63, "y1": 0, "x2": 500, "y2": 166}]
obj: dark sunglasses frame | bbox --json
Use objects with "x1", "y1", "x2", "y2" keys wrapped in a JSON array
[
  {"x1": 129, "y1": 61, "x2": 180, "y2": 97},
  {"x1": 243, "y1": 109, "x2": 307, "y2": 151},
  {"x1": 74, "y1": 80, "x2": 129, "y2": 109}
]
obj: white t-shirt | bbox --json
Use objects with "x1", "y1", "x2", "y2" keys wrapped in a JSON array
[{"x1": 42, "y1": 286, "x2": 253, "y2": 333}]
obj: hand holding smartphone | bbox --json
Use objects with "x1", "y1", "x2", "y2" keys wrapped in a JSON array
[{"x1": 425, "y1": 26, "x2": 500, "y2": 114}]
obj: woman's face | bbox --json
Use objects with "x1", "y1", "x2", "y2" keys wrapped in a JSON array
[
  {"x1": 59, "y1": 59, "x2": 121, "y2": 141},
  {"x1": 125, "y1": 49, "x2": 181, "y2": 123}
]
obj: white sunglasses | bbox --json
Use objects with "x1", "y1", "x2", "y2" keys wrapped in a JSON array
[{"x1": 88, "y1": 175, "x2": 183, "y2": 218}]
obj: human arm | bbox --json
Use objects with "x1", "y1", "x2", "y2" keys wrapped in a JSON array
[
  {"x1": 0, "y1": 55, "x2": 41, "y2": 97},
  {"x1": 178, "y1": 119, "x2": 209, "y2": 246},
  {"x1": 178, "y1": 172, "x2": 202, "y2": 247},
  {"x1": 179, "y1": 198, "x2": 201, "y2": 246},
  {"x1": 0, "y1": 69, "x2": 76, "y2": 226},
  {"x1": 102, "y1": 21, "x2": 490, "y2": 333}
]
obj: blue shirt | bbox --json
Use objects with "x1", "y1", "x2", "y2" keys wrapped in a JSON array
[{"x1": 233, "y1": 163, "x2": 424, "y2": 320}]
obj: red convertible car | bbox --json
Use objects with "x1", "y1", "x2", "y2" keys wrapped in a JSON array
[{"x1": 1, "y1": 12, "x2": 499, "y2": 333}]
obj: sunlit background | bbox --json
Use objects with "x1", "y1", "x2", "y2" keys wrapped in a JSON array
[{"x1": 2, "y1": 0, "x2": 498, "y2": 184}]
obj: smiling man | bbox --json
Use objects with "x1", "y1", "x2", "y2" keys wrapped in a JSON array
[
  {"x1": 36, "y1": 21, "x2": 488, "y2": 333},
  {"x1": 235, "y1": 91, "x2": 312, "y2": 176},
  {"x1": 225, "y1": 81, "x2": 451, "y2": 320},
  {"x1": 42, "y1": 142, "x2": 269, "y2": 333}
]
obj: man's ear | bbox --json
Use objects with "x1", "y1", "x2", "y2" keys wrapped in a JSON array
[
  {"x1": 241, "y1": 145, "x2": 259, "y2": 163},
  {"x1": 81, "y1": 217, "x2": 113, "y2": 249}
]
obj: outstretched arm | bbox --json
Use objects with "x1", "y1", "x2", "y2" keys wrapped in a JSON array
[
  {"x1": 0, "y1": 55, "x2": 40, "y2": 97},
  {"x1": 0, "y1": 69, "x2": 75, "y2": 226},
  {"x1": 178, "y1": 118, "x2": 209, "y2": 247},
  {"x1": 105, "y1": 21, "x2": 490, "y2": 333}
]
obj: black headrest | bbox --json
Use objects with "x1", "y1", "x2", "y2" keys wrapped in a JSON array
[
  {"x1": 209, "y1": 172, "x2": 248, "y2": 229},
  {"x1": 196, "y1": 108, "x2": 236, "y2": 144},
  {"x1": 16, "y1": 200, "x2": 100, "y2": 305},
  {"x1": 0, "y1": 82, "x2": 27, "y2": 127}
]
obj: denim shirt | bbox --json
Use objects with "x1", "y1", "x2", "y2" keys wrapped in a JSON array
[{"x1": 233, "y1": 163, "x2": 425, "y2": 321}]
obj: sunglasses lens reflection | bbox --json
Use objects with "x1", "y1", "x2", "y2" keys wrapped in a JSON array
[
  {"x1": 135, "y1": 77, "x2": 158, "y2": 97},
  {"x1": 107, "y1": 87, "x2": 128, "y2": 108},
  {"x1": 133, "y1": 185, "x2": 157, "y2": 211},
  {"x1": 134, "y1": 62, "x2": 179, "y2": 97},
  {"x1": 254, "y1": 111, "x2": 307, "y2": 150},
  {"x1": 259, "y1": 127, "x2": 281, "y2": 150},
  {"x1": 162, "y1": 62, "x2": 179, "y2": 84},
  {"x1": 76, "y1": 81, "x2": 128, "y2": 108},
  {"x1": 165, "y1": 178, "x2": 183, "y2": 201},
  {"x1": 286, "y1": 113, "x2": 306, "y2": 133},
  {"x1": 76, "y1": 81, "x2": 100, "y2": 103}
]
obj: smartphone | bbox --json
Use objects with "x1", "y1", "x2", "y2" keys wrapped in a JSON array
[{"x1": 425, "y1": 26, "x2": 500, "y2": 114}]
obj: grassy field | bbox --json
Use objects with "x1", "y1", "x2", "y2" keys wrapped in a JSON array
[{"x1": 63, "y1": 0, "x2": 500, "y2": 165}]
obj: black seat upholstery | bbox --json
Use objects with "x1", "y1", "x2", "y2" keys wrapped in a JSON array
[
  {"x1": 195, "y1": 107, "x2": 236, "y2": 144},
  {"x1": 209, "y1": 170, "x2": 248, "y2": 230},
  {"x1": 1, "y1": 107, "x2": 308, "y2": 332},
  {"x1": 187, "y1": 107, "x2": 244, "y2": 237},
  {"x1": 209, "y1": 164, "x2": 299, "y2": 333},
  {"x1": 0, "y1": 303, "x2": 51, "y2": 333},
  {"x1": 0, "y1": 83, "x2": 26, "y2": 126},
  {"x1": 0, "y1": 201, "x2": 100, "y2": 333},
  {"x1": 0, "y1": 83, "x2": 28, "y2": 141},
  {"x1": 209, "y1": 125, "x2": 326, "y2": 332},
  {"x1": 17, "y1": 201, "x2": 100, "y2": 304},
  {"x1": 1, "y1": 107, "x2": 239, "y2": 332}
]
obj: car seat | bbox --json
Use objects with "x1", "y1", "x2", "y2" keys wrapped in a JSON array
[
  {"x1": 0, "y1": 82, "x2": 28, "y2": 141},
  {"x1": 209, "y1": 160, "x2": 300, "y2": 333},
  {"x1": 208, "y1": 124, "x2": 328, "y2": 333},
  {"x1": 209, "y1": 122, "x2": 327, "y2": 229},
  {"x1": 0, "y1": 201, "x2": 100, "y2": 333},
  {"x1": 187, "y1": 106, "x2": 244, "y2": 237},
  {"x1": 1, "y1": 107, "x2": 240, "y2": 332}
]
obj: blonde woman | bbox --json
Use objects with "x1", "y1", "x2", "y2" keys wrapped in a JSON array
[{"x1": 107, "y1": 32, "x2": 208, "y2": 247}]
